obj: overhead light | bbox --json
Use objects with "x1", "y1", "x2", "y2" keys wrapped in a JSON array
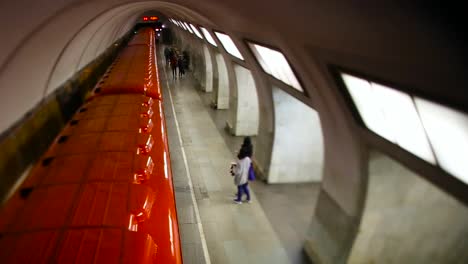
[
  {"x1": 200, "y1": 27, "x2": 217, "y2": 47},
  {"x1": 189, "y1": 24, "x2": 203, "y2": 39},
  {"x1": 214, "y1": 31, "x2": 244, "y2": 60},
  {"x1": 249, "y1": 43, "x2": 303, "y2": 92}
]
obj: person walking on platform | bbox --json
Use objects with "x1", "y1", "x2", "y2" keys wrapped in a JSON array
[
  {"x1": 182, "y1": 51, "x2": 190, "y2": 72},
  {"x1": 170, "y1": 54, "x2": 178, "y2": 80},
  {"x1": 164, "y1": 47, "x2": 171, "y2": 66},
  {"x1": 177, "y1": 55, "x2": 185, "y2": 78},
  {"x1": 232, "y1": 150, "x2": 251, "y2": 204}
]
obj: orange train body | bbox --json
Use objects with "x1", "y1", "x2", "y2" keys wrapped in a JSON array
[
  {"x1": 0, "y1": 28, "x2": 182, "y2": 264},
  {"x1": 94, "y1": 28, "x2": 161, "y2": 100}
]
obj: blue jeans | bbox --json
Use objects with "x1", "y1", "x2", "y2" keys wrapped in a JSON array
[{"x1": 236, "y1": 183, "x2": 250, "y2": 201}]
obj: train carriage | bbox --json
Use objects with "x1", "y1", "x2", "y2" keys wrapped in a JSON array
[{"x1": 0, "y1": 27, "x2": 182, "y2": 264}]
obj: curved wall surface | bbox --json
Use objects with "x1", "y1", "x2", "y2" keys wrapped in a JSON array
[{"x1": 0, "y1": 1, "x2": 466, "y2": 263}]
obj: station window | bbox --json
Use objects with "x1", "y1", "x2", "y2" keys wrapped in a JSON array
[
  {"x1": 189, "y1": 24, "x2": 203, "y2": 39},
  {"x1": 248, "y1": 43, "x2": 303, "y2": 92},
  {"x1": 214, "y1": 32, "x2": 244, "y2": 60},
  {"x1": 340, "y1": 73, "x2": 468, "y2": 184},
  {"x1": 414, "y1": 97, "x2": 468, "y2": 184},
  {"x1": 184, "y1": 22, "x2": 194, "y2": 34},
  {"x1": 200, "y1": 27, "x2": 217, "y2": 47},
  {"x1": 178, "y1": 21, "x2": 186, "y2": 30}
]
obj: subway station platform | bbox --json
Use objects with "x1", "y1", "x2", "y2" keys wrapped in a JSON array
[{"x1": 158, "y1": 50, "x2": 318, "y2": 264}]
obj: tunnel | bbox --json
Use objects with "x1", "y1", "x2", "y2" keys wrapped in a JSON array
[{"x1": 0, "y1": 1, "x2": 467, "y2": 263}]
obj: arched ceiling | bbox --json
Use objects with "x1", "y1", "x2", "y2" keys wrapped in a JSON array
[{"x1": 0, "y1": 0, "x2": 465, "y2": 133}]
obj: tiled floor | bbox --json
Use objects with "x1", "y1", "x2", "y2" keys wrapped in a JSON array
[{"x1": 158, "y1": 48, "x2": 317, "y2": 264}]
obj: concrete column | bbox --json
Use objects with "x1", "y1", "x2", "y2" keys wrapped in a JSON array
[
  {"x1": 248, "y1": 69, "x2": 274, "y2": 180},
  {"x1": 192, "y1": 46, "x2": 205, "y2": 86},
  {"x1": 202, "y1": 45, "x2": 213, "y2": 92},
  {"x1": 348, "y1": 151, "x2": 468, "y2": 263},
  {"x1": 226, "y1": 64, "x2": 259, "y2": 136},
  {"x1": 268, "y1": 86, "x2": 324, "y2": 183},
  {"x1": 212, "y1": 53, "x2": 229, "y2": 109}
]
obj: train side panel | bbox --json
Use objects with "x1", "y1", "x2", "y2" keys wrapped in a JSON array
[{"x1": 0, "y1": 28, "x2": 182, "y2": 264}]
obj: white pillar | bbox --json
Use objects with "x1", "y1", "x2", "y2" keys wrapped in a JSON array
[
  {"x1": 268, "y1": 86, "x2": 324, "y2": 183},
  {"x1": 203, "y1": 45, "x2": 213, "y2": 92},
  {"x1": 213, "y1": 53, "x2": 229, "y2": 109},
  {"x1": 226, "y1": 65, "x2": 259, "y2": 136}
]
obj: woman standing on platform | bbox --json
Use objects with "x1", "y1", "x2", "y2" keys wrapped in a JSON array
[
  {"x1": 232, "y1": 150, "x2": 251, "y2": 204},
  {"x1": 232, "y1": 137, "x2": 254, "y2": 204}
]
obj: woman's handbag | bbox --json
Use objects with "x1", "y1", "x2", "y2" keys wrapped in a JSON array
[{"x1": 248, "y1": 164, "x2": 256, "y2": 181}]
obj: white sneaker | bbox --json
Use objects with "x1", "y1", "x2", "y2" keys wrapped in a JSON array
[{"x1": 233, "y1": 199, "x2": 242, "y2": 204}]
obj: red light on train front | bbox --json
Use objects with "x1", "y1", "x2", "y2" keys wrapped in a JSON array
[{"x1": 143, "y1": 16, "x2": 149, "y2": 21}]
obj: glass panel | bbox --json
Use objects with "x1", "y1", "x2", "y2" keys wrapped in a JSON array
[
  {"x1": 341, "y1": 73, "x2": 435, "y2": 164},
  {"x1": 341, "y1": 74, "x2": 393, "y2": 141},
  {"x1": 200, "y1": 27, "x2": 217, "y2": 47},
  {"x1": 214, "y1": 32, "x2": 244, "y2": 60},
  {"x1": 189, "y1": 24, "x2": 203, "y2": 39},
  {"x1": 249, "y1": 43, "x2": 303, "y2": 92},
  {"x1": 415, "y1": 98, "x2": 468, "y2": 183},
  {"x1": 371, "y1": 83, "x2": 435, "y2": 164}
]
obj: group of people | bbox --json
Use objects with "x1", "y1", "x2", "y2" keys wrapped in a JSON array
[
  {"x1": 164, "y1": 46, "x2": 189, "y2": 80},
  {"x1": 231, "y1": 137, "x2": 254, "y2": 204}
]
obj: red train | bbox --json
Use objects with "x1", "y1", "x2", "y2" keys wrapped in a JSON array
[{"x1": 0, "y1": 27, "x2": 183, "y2": 263}]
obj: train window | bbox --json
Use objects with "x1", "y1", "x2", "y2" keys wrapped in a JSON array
[
  {"x1": 341, "y1": 73, "x2": 436, "y2": 164},
  {"x1": 214, "y1": 32, "x2": 244, "y2": 60},
  {"x1": 200, "y1": 27, "x2": 217, "y2": 47},
  {"x1": 414, "y1": 97, "x2": 468, "y2": 184},
  {"x1": 19, "y1": 187, "x2": 33, "y2": 199},
  {"x1": 248, "y1": 43, "x2": 303, "y2": 92},
  {"x1": 189, "y1": 24, "x2": 203, "y2": 39},
  {"x1": 57, "y1": 135, "x2": 69, "y2": 144},
  {"x1": 42, "y1": 157, "x2": 55, "y2": 166}
]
